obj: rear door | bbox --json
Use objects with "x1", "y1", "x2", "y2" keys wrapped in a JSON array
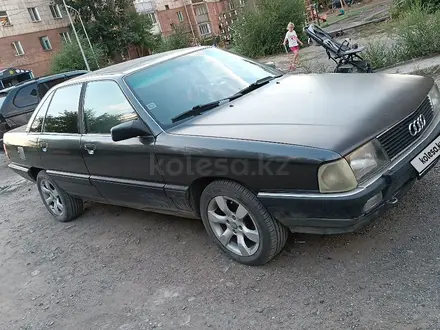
[
  {"x1": 38, "y1": 83, "x2": 104, "y2": 201},
  {"x1": 79, "y1": 80, "x2": 175, "y2": 210}
]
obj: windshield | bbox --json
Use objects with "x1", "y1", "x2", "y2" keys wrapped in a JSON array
[{"x1": 124, "y1": 48, "x2": 281, "y2": 128}]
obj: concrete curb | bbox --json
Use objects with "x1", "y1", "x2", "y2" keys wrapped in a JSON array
[{"x1": 379, "y1": 55, "x2": 440, "y2": 75}]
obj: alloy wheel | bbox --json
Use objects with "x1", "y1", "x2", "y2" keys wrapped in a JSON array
[
  {"x1": 40, "y1": 179, "x2": 64, "y2": 216},
  {"x1": 207, "y1": 196, "x2": 260, "y2": 257}
]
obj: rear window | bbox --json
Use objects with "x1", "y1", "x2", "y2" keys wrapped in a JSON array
[
  {"x1": 13, "y1": 83, "x2": 39, "y2": 108},
  {"x1": 37, "y1": 78, "x2": 66, "y2": 98},
  {"x1": 43, "y1": 84, "x2": 82, "y2": 134}
]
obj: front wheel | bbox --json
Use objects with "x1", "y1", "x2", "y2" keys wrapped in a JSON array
[
  {"x1": 200, "y1": 180, "x2": 288, "y2": 266},
  {"x1": 37, "y1": 171, "x2": 84, "y2": 222}
]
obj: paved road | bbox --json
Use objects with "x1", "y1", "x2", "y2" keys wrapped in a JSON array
[{"x1": 1, "y1": 86, "x2": 440, "y2": 329}]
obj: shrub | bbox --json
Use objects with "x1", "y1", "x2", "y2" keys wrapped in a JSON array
[
  {"x1": 50, "y1": 35, "x2": 107, "y2": 73},
  {"x1": 364, "y1": 4, "x2": 440, "y2": 69},
  {"x1": 391, "y1": 0, "x2": 440, "y2": 18},
  {"x1": 394, "y1": 4, "x2": 440, "y2": 59},
  {"x1": 232, "y1": 0, "x2": 306, "y2": 58},
  {"x1": 363, "y1": 39, "x2": 401, "y2": 69},
  {"x1": 154, "y1": 24, "x2": 192, "y2": 53}
]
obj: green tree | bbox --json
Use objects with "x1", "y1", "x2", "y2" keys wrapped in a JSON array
[
  {"x1": 232, "y1": 0, "x2": 306, "y2": 58},
  {"x1": 57, "y1": 0, "x2": 156, "y2": 60},
  {"x1": 50, "y1": 35, "x2": 107, "y2": 73},
  {"x1": 154, "y1": 23, "x2": 192, "y2": 53}
]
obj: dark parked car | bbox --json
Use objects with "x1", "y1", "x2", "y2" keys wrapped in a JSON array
[
  {"x1": 0, "y1": 70, "x2": 87, "y2": 143},
  {"x1": 3, "y1": 47, "x2": 440, "y2": 265}
]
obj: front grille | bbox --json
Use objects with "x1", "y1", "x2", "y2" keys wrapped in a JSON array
[{"x1": 377, "y1": 97, "x2": 434, "y2": 159}]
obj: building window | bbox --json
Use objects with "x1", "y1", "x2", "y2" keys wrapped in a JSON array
[
  {"x1": 28, "y1": 7, "x2": 41, "y2": 22},
  {"x1": 60, "y1": 32, "x2": 71, "y2": 43},
  {"x1": 49, "y1": 4, "x2": 62, "y2": 19},
  {"x1": 199, "y1": 23, "x2": 211, "y2": 36},
  {"x1": 0, "y1": 10, "x2": 11, "y2": 26},
  {"x1": 12, "y1": 41, "x2": 25, "y2": 56},
  {"x1": 195, "y1": 4, "x2": 208, "y2": 16},
  {"x1": 165, "y1": 5, "x2": 169, "y2": 10},
  {"x1": 147, "y1": 12, "x2": 157, "y2": 24},
  {"x1": 40, "y1": 36, "x2": 52, "y2": 51},
  {"x1": 177, "y1": 11, "x2": 184, "y2": 22}
]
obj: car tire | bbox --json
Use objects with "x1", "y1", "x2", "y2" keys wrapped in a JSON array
[
  {"x1": 36, "y1": 171, "x2": 84, "y2": 222},
  {"x1": 200, "y1": 180, "x2": 288, "y2": 266}
]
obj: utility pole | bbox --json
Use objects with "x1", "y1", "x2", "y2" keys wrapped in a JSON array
[
  {"x1": 67, "y1": 5, "x2": 99, "y2": 68},
  {"x1": 62, "y1": 0, "x2": 90, "y2": 71},
  {"x1": 183, "y1": 0, "x2": 196, "y2": 42}
]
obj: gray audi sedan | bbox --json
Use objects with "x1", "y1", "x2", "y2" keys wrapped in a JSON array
[{"x1": 3, "y1": 46, "x2": 440, "y2": 265}]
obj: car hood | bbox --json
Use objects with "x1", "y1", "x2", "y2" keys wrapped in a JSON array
[{"x1": 168, "y1": 73, "x2": 434, "y2": 155}]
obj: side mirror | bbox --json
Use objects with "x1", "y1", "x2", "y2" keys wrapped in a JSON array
[{"x1": 110, "y1": 119, "x2": 152, "y2": 142}]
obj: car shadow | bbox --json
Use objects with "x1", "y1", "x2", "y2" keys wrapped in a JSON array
[{"x1": 67, "y1": 166, "x2": 438, "y2": 269}]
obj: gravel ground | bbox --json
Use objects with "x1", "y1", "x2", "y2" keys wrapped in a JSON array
[{"x1": 2, "y1": 77, "x2": 440, "y2": 330}]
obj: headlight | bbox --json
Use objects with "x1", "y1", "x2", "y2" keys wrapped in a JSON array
[
  {"x1": 429, "y1": 83, "x2": 440, "y2": 114},
  {"x1": 346, "y1": 140, "x2": 389, "y2": 182},
  {"x1": 318, "y1": 158, "x2": 357, "y2": 193},
  {"x1": 318, "y1": 140, "x2": 389, "y2": 193}
]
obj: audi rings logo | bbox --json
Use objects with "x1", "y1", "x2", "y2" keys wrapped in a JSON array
[{"x1": 408, "y1": 114, "x2": 426, "y2": 137}]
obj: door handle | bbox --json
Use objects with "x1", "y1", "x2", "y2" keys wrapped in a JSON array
[
  {"x1": 39, "y1": 142, "x2": 48, "y2": 152},
  {"x1": 84, "y1": 144, "x2": 96, "y2": 155}
]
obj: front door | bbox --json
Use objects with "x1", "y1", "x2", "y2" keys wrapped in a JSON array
[
  {"x1": 79, "y1": 80, "x2": 175, "y2": 211},
  {"x1": 38, "y1": 83, "x2": 104, "y2": 202}
]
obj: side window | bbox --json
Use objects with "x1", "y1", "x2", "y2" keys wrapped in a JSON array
[
  {"x1": 29, "y1": 93, "x2": 53, "y2": 133},
  {"x1": 43, "y1": 84, "x2": 82, "y2": 134},
  {"x1": 37, "y1": 78, "x2": 66, "y2": 98},
  {"x1": 83, "y1": 80, "x2": 138, "y2": 134},
  {"x1": 13, "y1": 83, "x2": 39, "y2": 108}
]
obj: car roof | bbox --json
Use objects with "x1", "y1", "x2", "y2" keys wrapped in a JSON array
[
  {"x1": 0, "y1": 70, "x2": 88, "y2": 93},
  {"x1": 62, "y1": 46, "x2": 210, "y2": 86}
]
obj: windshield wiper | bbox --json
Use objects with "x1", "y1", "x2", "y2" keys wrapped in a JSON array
[
  {"x1": 171, "y1": 75, "x2": 282, "y2": 123},
  {"x1": 230, "y1": 75, "x2": 282, "y2": 100},
  {"x1": 171, "y1": 98, "x2": 231, "y2": 123}
]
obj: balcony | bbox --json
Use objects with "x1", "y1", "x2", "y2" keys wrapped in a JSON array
[
  {"x1": 133, "y1": 0, "x2": 156, "y2": 13},
  {"x1": 196, "y1": 13, "x2": 209, "y2": 23}
]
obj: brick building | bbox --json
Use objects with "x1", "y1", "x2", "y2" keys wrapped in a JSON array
[
  {"x1": 0, "y1": 0, "x2": 71, "y2": 77},
  {"x1": 134, "y1": 0, "x2": 247, "y2": 42}
]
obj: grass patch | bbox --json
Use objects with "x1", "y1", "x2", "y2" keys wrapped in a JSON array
[{"x1": 364, "y1": 4, "x2": 440, "y2": 69}]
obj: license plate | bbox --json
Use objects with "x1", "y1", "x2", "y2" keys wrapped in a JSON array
[{"x1": 410, "y1": 135, "x2": 440, "y2": 173}]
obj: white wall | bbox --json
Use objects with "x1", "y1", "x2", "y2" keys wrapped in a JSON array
[{"x1": 0, "y1": 0, "x2": 70, "y2": 38}]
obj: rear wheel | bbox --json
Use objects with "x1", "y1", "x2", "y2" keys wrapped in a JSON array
[
  {"x1": 200, "y1": 180, "x2": 288, "y2": 266},
  {"x1": 37, "y1": 171, "x2": 84, "y2": 222}
]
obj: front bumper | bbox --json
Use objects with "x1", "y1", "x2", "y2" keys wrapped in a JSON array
[{"x1": 258, "y1": 111, "x2": 440, "y2": 235}]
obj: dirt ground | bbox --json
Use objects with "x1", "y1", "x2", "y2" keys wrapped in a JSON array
[{"x1": 1, "y1": 75, "x2": 440, "y2": 330}]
